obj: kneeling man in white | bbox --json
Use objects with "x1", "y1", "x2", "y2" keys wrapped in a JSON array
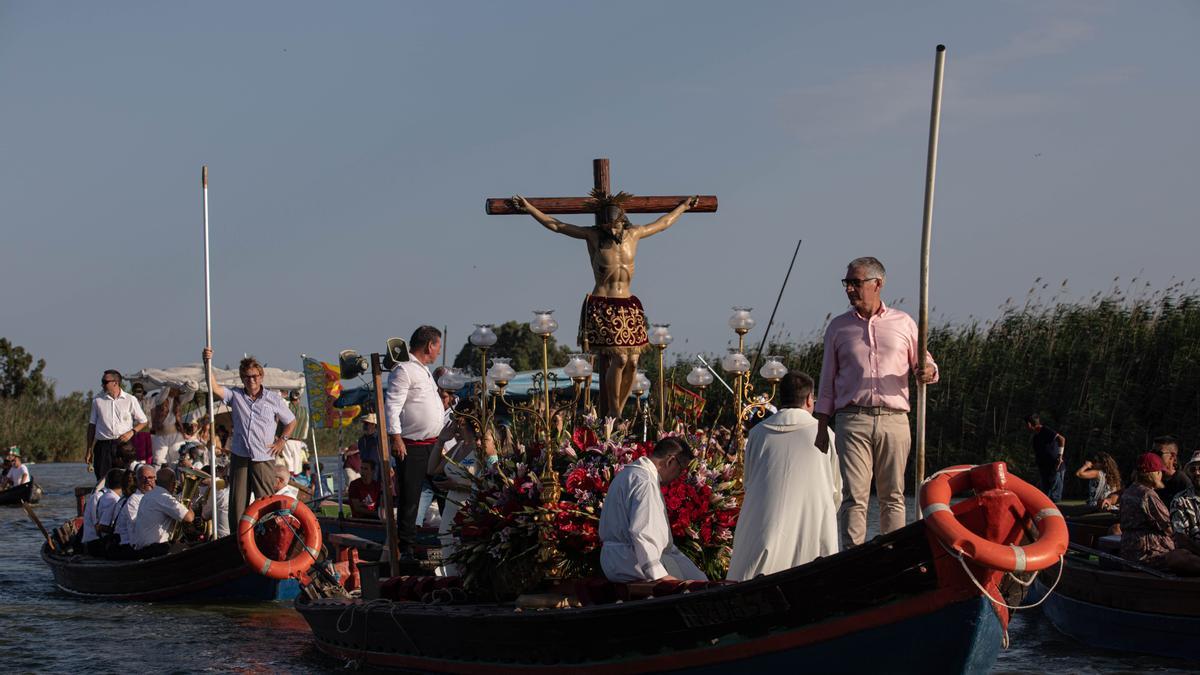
[
  {"x1": 599, "y1": 436, "x2": 707, "y2": 583},
  {"x1": 728, "y1": 371, "x2": 841, "y2": 581}
]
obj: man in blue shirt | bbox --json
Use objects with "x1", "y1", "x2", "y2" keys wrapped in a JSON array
[{"x1": 203, "y1": 348, "x2": 297, "y2": 535}]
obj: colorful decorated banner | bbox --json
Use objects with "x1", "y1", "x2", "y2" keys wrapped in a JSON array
[
  {"x1": 303, "y1": 357, "x2": 361, "y2": 429},
  {"x1": 670, "y1": 382, "x2": 705, "y2": 419}
]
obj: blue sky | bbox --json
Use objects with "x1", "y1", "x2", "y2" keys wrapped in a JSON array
[{"x1": 2, "y1": 2, "x2": 1197, "y2": 394}]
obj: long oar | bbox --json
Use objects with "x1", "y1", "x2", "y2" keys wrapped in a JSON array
[
  {"x1": 748, "y1": 239, "x2": 802, "y2": 378},
  {"x1": 916, "y1": 45, "x2": 946, "y2": 488},
  {"x1": 201, "y1": 166, "x2": 218, "y2": 519},
  {"x1": 22, "y1": 502, "x2": 56, "y2": 552}
]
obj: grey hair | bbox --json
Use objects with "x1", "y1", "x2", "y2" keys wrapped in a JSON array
[{"x1": 848, "y1": 256, "x2": 886, "y2": 280}]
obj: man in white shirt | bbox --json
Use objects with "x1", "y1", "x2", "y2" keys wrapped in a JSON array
[
  {"x1": 384, "y1": 325, "x2": 444, "y2": 556},
  {"x1": 111, "y1": 464, "x2": 156, "y2": 559},
  {"x1": 131, "y1": 468, "x2": 194, "y2": 558},
  {"x1": 728, "y1": 372, "x2": 841, "y2": 581},
  {"x1": 599, "y1": 437, "x2": 708, "y2": 583},
  {"x1": 3, "y1": 447, "x2": 30, "y2": 488},
  {"x1": 80, "y1": 475, "x2": 108, "y2": 551},
  {"x1": 92, "y1": 468, "x2": 127, "y2": 555},
  {"x1": 86, "y1": 370, "x2": 148, "y2": 482}
]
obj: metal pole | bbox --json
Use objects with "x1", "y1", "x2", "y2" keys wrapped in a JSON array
[
  {"x1": 371, "y1": 353, "x2": 402, "y2": 577},
  {"x1": 749, "y1": 239, "x2": 803, "y2": 379},
  {"x1": 916, "y1": 45, "x2": 946, "y2": 490},
  {"x1": 201, "y1": 166, "x2": 218, "y2": 517}
]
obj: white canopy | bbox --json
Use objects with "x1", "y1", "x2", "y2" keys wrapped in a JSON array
[{"x1": 128, "y1": 363, "x2": 305, "y2": 394}]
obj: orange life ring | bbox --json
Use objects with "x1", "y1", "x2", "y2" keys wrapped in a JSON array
[
  {"x1": 919, "y1": 462, "x2": 1068, "y2": 573},
  {"x1": 238, "y1": 494, "x2": 323, "y2": 580}
]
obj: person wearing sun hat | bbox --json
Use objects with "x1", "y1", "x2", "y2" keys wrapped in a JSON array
[
  {"x1": 2, "y1": 447, "x2": 30, "y2": 489},
  {"x1": 1169, "y1": 450, "x2": 1200, "y2": 554},
  {"x1": 1119, "y1": 452, "x2": 1200, "y2": 575}
]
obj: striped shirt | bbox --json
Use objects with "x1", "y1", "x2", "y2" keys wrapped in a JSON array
[{"x1": 1171, "y1": 487, "x2": 1200, "y2": 545}]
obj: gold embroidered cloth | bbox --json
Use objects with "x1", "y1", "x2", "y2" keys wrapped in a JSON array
[{"x1": 578, "y1": 294, "x2": 648, "y2": 355}]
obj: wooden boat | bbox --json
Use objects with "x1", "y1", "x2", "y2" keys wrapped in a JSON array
[
  {"x1": 295, "y1": 463, "x2": 1065, "y2": 673},
  {"x1": 41, "y1": 527, "x2": 302, "y2": 602},
  {"x1": 0, "y1": 481, "x2": 41, "y2": 506},
  {"x1": 1033, "y1": 539, "x2": 1200, "y2": 661}
]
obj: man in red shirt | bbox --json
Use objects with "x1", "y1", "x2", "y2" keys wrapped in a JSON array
[{"x1": 347, "y1": 459, "x2": 382, "y2": 519}]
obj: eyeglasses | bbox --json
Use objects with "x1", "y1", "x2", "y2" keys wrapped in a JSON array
[
  {"x1": 841, "y1": 278, "x2": 880, "y2": 289},
  {"x1": 241, "y1": 374, "x2": 263, "y2": 381},
  {"x1": 102, "y1": 379, "x2": 118, "y2": 385},
  {"x1": 138, "y1": 475, "x2": 156, "y2": 482}
]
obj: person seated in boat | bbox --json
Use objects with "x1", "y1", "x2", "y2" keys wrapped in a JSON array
[
  {"x1": 273, "y1": 462, "x2": 300, "y2": 499},
  {"x1": 728, "y1": 372, "x2": 841, "y2": 581},
  {"x1": 599, "y1": 436, "x2": 708, "y2": 583},
  {"x1": 92, "y1": 468, "x2": 128, "y2": 555},
  {"x1": 1169, "y1": 451, "x2": 1200, "y2": 556},
  {"x1": 1119, "y1": 453, "x2": 1200, "y2": 575},
  {"x1": 1075, "y1": 452, "x2": 1122, "y2": 511},
  {"x1": 108, "y1": 464, "x2": 156, "y2": 559},
  {"x1": 194, "y1": 464, "x2": 230, "y2": 538},
  {"x1": 80, "y1": 471, "x2": 110, "y2": 552},
  {"x1": 1151, "y1": 436, "x2": 1193, "y2": 505},
  {"x1": 130, "y1": 468, "x2": 195, "y2": 558},
  {"x1": 1, "y1": 447, "x2": 29, "y2": 489},
  {"x1": 347, "y1": 459, "x2": 382, "y2": 519}
]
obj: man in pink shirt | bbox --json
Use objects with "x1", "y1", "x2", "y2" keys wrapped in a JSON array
[{"x1": 815, "y1": 257, "x2": 938, "y2": 547}]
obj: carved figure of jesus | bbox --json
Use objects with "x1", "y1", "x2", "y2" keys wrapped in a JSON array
[{"x1": 511, "y1": 193, "x2": 699, "y2": 419}]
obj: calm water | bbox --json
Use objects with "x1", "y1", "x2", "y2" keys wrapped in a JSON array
[{"x1": 1, "y1": 463, "x2": 1196, "y2": 673}]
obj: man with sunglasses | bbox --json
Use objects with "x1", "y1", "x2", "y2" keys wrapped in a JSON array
[
  {"x1": 202, "y1": 348, "x2": 297, "y2": 536},
  {"x1": 815, "y1": 257, "x2": 938, "y2": 548},
  {"x1": 86, "y1": 370, "x2": 148, "y2": 482}
]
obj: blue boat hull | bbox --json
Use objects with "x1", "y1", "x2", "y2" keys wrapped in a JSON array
[{"x1": 1036, "y1": 578, "x2": 1200, "y2": 662}]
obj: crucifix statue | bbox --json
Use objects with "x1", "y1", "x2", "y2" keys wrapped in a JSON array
[{"x1": 486, "y1": 158, "x2": 717, "y2": 420}]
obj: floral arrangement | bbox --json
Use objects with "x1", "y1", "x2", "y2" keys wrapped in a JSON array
[{"x1": 451, "y1": 419, "x2": 741, "y2": 595}]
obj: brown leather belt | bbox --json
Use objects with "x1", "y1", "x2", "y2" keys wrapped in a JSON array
[{"x1": 838, "y1": 405, "x2": 907, "y2": 416}]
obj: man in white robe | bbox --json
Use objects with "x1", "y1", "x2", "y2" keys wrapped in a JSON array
[
  {"x1": 728, "y1": 372, "x2": 841, "y2": 581},
  {"x1": 600, "y1": 437, "x2": 708, "y2": 582}
]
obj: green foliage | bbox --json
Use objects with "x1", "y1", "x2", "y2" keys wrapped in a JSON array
[
  {"x1": 0, "y1": 338, "x2": 52, "y2": 400},
  {"x1": 451, "y1": 320, "x2": 572, "y2": 373},
  {"x1": 0, "y1": 390, "x2": 90, "y2": 462}
]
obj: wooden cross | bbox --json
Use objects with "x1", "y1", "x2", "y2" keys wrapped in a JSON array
[{"x1": 485, "y1": 158, "x2": 718, "y2": 222}]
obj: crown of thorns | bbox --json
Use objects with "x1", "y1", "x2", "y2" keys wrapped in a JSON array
[{"x1": 584, "y1": 188, "x2": 634, "y2": 211}]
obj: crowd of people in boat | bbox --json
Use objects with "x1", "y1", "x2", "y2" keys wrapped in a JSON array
[{"x1": 75, "y1": 363, "x2": 318, "y2": 560}]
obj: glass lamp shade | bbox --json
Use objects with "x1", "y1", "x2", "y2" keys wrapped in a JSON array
[
  {"x1": 564, "y1": 353, "x2": 592, "y2": 379},
  {"x1": 438, "y1": 368, "x2": 464, "y2": 391},
  {"x1": 759, "y1": 355, "x2": 788, "y2": 382},
  {"x1": 469, "y1": 324, "x2": 498, "y2": 347},
  {"x1": 529, "y1": 310, "x2": 559, "y2": 336},
  {"x1": 487, "y1": 358, "x2": 516, "y2": 384},
  {"x1": 647, "y1": 323, "x2": 673, "y2": 347},
  {"x1": 686, "y1": 364, "x2": 714, "y2": 387},
  {"x1": 632, "y1": 370, "x2": 651, "y2": 396},
  {"x1": 721, "y1": 351, "x2": 751, "y2": 373},
  {"x1": 728, "y1": 306, "x2": 756, "y2": 333}
]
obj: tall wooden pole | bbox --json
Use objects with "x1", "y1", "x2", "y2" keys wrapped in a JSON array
[
  {"x1": 916, "y1": 45, "x2": 946, "y2": 488},
  {"x1": 371, "y1": 354, "x2": 402, "y2": 577},
  {"x1": 201, "y1": 166, "x2": 218, "y2": 505}
]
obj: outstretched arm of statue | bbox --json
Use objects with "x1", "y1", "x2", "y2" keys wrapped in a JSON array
[
  {"x1": 511, "y1": 195, "x2": 590, "y2": 239},
  {"x1": 636, "y1": 196, "x2": 699, "y2": 239}
]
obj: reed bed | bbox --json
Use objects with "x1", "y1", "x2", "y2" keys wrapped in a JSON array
[{"x1": 665, "y1": 279, "x2": 1200, "y2": 493}]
